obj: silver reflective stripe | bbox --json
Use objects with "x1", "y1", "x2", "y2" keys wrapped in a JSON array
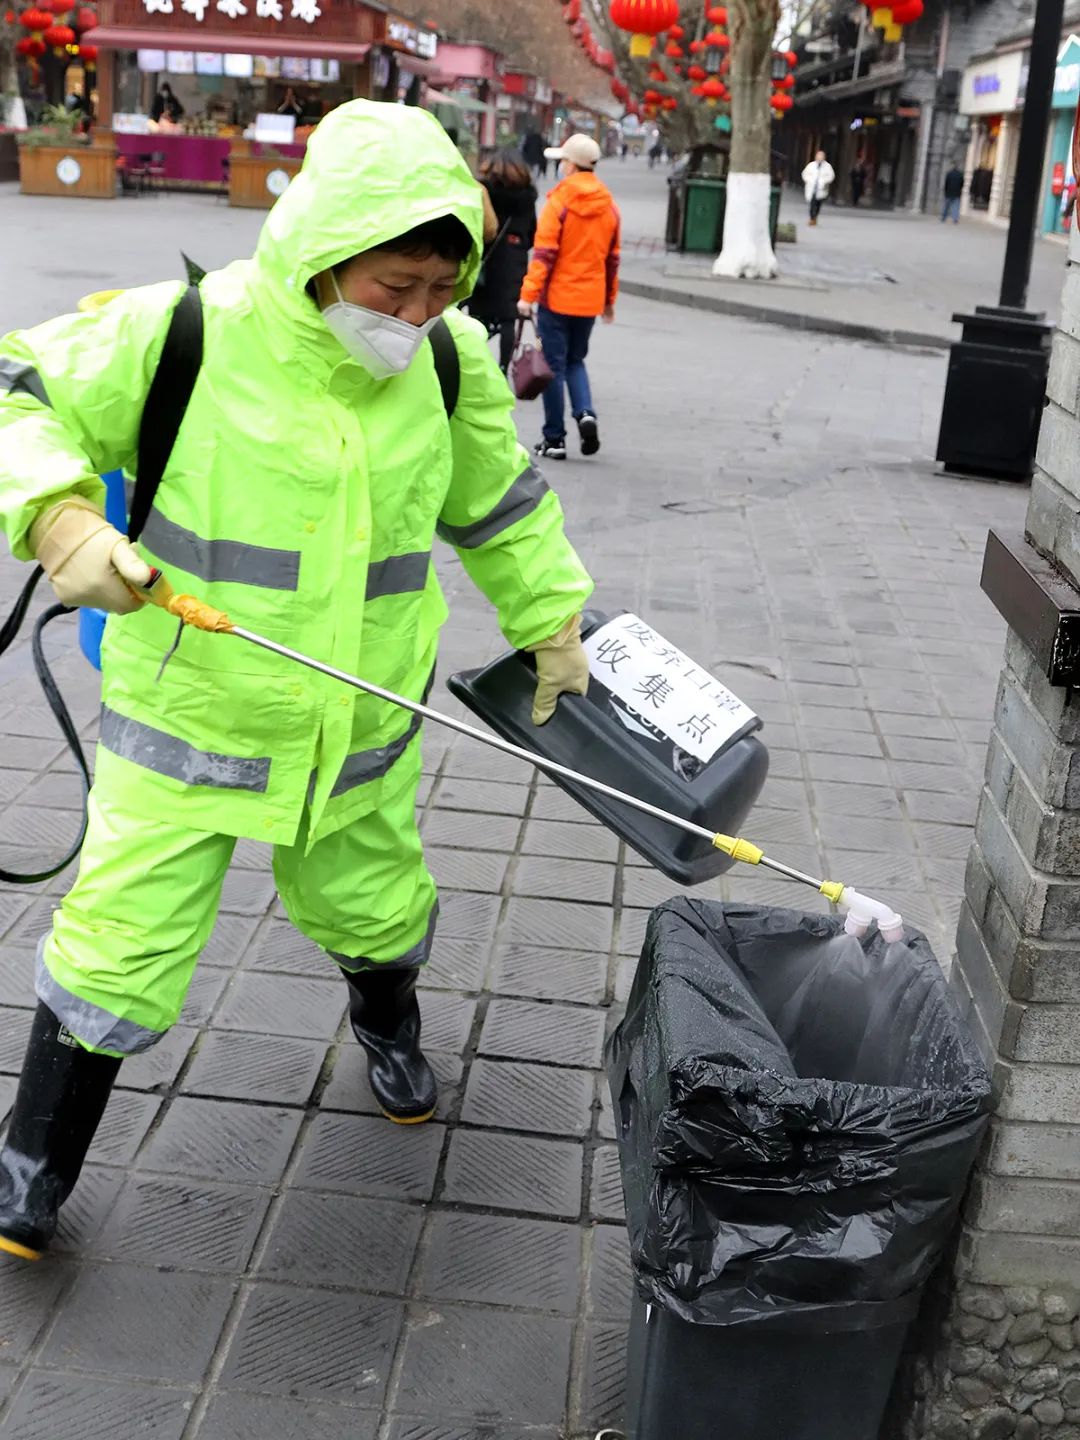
[
  {"x1": 36, "y1": 944, "x2": 162, "y2": 1055},
  {"x1": 100, "y1": 706, "x2": 271, "y2": 792},
  {"x1": 330, "y1": 712, "x2": 422, "y2": 798},
  {"x1": 436, "y1": 463, "x2": 550, "y2": 550},
  {"x1": 365, "y1": 551, "x2": 431, "y2": 602},
  {"x1": 331, "y1": 901, "x2": 439, "y2": 972},
  {"x1": 123, "y1": 478, "x2": 300, "y2": 590},
  {"x1": 0, "y1": 357, "x2": 50, "y2": 408}
]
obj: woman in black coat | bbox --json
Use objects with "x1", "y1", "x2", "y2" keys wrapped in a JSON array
[{"x1": 467, "y1": 149, "x2": 538, "y2": 373}]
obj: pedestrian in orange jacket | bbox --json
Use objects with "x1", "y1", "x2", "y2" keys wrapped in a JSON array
[{"x1": 518, "y1": 133, "x2": 620, "y2": 461}]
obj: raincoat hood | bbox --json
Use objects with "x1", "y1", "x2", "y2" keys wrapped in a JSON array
[
  {"x1": 255, "y1": 100, "x2": 485, "y2": 309},
  {"x1": 549, "y1": 169, "x2": 614, "y2": 220}
]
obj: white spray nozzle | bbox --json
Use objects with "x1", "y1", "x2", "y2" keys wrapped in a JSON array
[{"x1": 839, "y1": 887, "x2": 904, "y2": 944}]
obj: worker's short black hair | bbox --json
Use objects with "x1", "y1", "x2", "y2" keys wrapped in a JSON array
[{"x1": 372, "y1": 215, "x2": 473, "y2": 265}]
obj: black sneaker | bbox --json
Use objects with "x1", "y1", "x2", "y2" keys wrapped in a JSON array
[
  {"x1": 534, "y1": 438, "x2": 567, "y2": 461},
  {"x1": 577, "y1": 413, "x2": 600, "y2": 456}
]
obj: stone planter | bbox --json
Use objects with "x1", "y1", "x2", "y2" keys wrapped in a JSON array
[
  {"x1": 18, "y1": 135, "x2": 117, "y2": 199},
  {"x1": 0, "y1": 130, "x2": 18, "y2": 183}
]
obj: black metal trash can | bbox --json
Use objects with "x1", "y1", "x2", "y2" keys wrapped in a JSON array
[{"x1": 606, "y1": 898, "x2": 993, "y2": 1440}]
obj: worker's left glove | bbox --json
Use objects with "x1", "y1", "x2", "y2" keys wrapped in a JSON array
[{"x1": 527, "y1": 613, "x2": 590, "y2": 725}]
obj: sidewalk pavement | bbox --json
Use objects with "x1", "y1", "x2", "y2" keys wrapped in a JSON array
[
  {"x1": 0, "y1": 183, "x2": 1033, "y2": 1438},
  {"x1": 602, "y1": 159, "x2": 1069, "y2": 349}
]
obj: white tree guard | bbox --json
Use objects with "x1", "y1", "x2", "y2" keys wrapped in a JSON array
[
  {"x1": 1, "y1": 93, "x2": 27, "y2": 130},
  {"x1": 712, "y1": 172, "x2": 778, "y2": 280}
]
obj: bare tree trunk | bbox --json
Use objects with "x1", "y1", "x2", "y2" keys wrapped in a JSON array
[
  {"x1": 714, "y1": 0, "x2": 780, "y2": 278},
  {"x1": 0, "y1": 21, "x2": 27, "y2": 129}
]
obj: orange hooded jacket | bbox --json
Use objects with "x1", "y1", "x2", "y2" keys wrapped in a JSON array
[{"x1": 520, "y1": 170, "x2": 621, "y2": 317}]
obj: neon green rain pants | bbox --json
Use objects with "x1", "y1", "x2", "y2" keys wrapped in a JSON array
[{"x1": 36, "y1": 743, "x2": 436, "y2": 1056}]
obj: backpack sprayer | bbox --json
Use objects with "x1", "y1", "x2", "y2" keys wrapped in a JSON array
[{"x1": 138, "y1": 572, "x2": 905, "y2": 943}]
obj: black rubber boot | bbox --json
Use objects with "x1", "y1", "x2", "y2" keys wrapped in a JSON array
[
  {"x1": 0, "y1": 1003, "x2": 121, "y2": 1260},
  {"x1": 344, "y1": 968, "x2": 437, "y2": 1124}
]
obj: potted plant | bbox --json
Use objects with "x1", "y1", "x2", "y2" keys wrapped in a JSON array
[{"x1": 18, "y1": 103, "x2": 116, "y2": 198}]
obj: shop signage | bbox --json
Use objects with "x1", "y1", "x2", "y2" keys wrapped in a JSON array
[
  {"x1": 141, "y1": 0, "x2": 323, "y2": 22},
  {"x1": 1053, "y1": 36, "x2": 1080, "y2": 108},
  {"x1": 973, "y1": 73, "x2": 1000, "y2": 95},
  {"x1": 961, "y1": 48, "x2": 1024, "y2": 116},
  {"x1": 386, "y1": 16, "x2": 437, "y2": 59}
]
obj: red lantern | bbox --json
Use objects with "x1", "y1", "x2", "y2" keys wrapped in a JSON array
[
  {"x1": 611, "y1": 76, "x2": 629, "y2": 100},
  {"x1": 4, "y1": 6, "x2": 15, "y2": 17},
  {"x1": 661, "y1": 94, "x2": 677, "y2": 110},
  {"x1": 689, "y1": 37, "x2": 703, "y2": 51},
  {"x1": 891, "y1": 0, "x2": 922, "y2": 20},
  {"x1": 690, "y1": 83, "x2": 705, "y2": 96},
  {"x1": 43, "y1": 20, "x2": 73, "y2": 44},
  {"x1": 668, "y1": 21, "x2": 683, "y2": 37},
  {"x1": 785, "y1": 48, "x2": 797, "y2": 66},
  {"x1": 700, "y1": 75, "x2": 724, "y2": 104},
  {"x1": 74, "y1": 3, "x2": 94, "y2": 24},
  {"x1": 642, "y1": 87, "x2": 662, "y2": 104},
  {"x1": 687, "y1": 63, "x2": 706, "y2": 79},
  {"x1": 664, "y1": 40, "x2": 683, "y2": 56},
  {"x1": 705, "y1": 27, "x2": 729, "y2": 47},
  {"x1": 79, "y1": 39, "x2": 95, "y2": 60},
  {"x1": 19, "y1": 7, "x2": 53, "y2": 28},
  {"x1": 609, "y1": 0, "x2": 680, "y2": 57},
  {"x1": 773, "y1": 73, "x2": 794, "y2": 89},
  {"x1": 706, "y1": 4, "x2": 727, "y2": 21},
  {"x1": 770, "y1": 91, "x2": 794, "y2": 112},
  {"x1": 648, "y1": 64, "x2": 666, "y2": 79},
  {"x1": 563, "y1": 0, "x2": 580, "y2": 20}
]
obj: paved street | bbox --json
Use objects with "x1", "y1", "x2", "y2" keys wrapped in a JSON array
[{"x1": 0, "y1": 163, "x2": 1032, "y2": 1438}]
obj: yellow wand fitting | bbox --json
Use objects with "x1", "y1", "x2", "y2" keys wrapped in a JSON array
[
  {"x1": 819, "y1": 880, "x2": 845, "y2": 904},
  {"x1": 712, "y1": 833, "x2": 764, "y2": 865}
]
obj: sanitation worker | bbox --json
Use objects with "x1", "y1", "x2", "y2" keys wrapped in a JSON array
[{"x1": 0, "y1": 99, "x2": 593, "y2": 1260}]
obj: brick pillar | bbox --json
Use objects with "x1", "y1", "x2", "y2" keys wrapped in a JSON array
[{"x1": 900, "y1": 225, "x2": 1080, "y2": 1439}]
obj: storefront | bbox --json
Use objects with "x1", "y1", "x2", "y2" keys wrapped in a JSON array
[
  {"x1": 377, "y1": 13, "x2": 439, "y2": 106},
  {"x1": 959, "y1": 46, "x2": 1026, "y2": 219},
  {"x1": 84, "y1": 0, "x2": 383, "y2": 193},
  {"x1": 1042, "y1": 34, "x2": 1080, "y2": 235},
  {"x1": 498, "y1": 70, "x2": 554, "y2": 146},
  {"x1": 426, "y1": 41, "x2": 502, "y2": 154}
]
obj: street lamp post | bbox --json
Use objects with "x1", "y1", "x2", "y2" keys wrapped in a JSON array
[{"x1": 936, "y1": 0, "x2": 1066, "y2": 481}]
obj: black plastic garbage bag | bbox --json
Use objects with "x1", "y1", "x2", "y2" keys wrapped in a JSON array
[{"x1": 606, "y1": 898, "x2": 992, "y2": 1333}]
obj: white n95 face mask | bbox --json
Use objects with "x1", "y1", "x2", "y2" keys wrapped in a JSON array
[{"x1": 320, "y1": 270, "x2": 439, "y2": 379}]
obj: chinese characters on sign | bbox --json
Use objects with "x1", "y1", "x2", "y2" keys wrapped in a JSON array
[
  {"x1": 142, "y1": 0, "x2": 321, "y2": 20},
  {"x1": 582, "y1": 613, "x2": 759, "y2": 764}
]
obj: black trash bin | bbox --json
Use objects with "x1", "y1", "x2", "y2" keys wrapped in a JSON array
[{"x1": 606, "y1": 898, "x2": 992, "y2": 1440}]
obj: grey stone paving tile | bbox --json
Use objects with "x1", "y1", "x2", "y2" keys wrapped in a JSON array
[
  {"x1": 0, "y1": 736, "x2": 64, "y2": 771},
  {"x1": 0, "y1": 1075, "x2": 16, "y2": 1126},
  {"x1": 814, "y1": 814, "x2": 918, "y2": 856},
  {"x1": 0, "y1": 895, "x2": 32, "y2": 949},
  {"x1": 812, "y1": 781, "x2": 905, "y2": 821},
  {"x1": 912, "y1": 821, "x2": 978, "y2": 860},
  {"x1": 293, "y1": 1112, "x2": 445, "y2": 1201},
  {"x1": 437, "y1": 891, "x2": 502, "y2": 945},
  {"x1": 762, "y1": 748, "x2": 803, "y2": 780},
  {"x1": 528, "y1": 786, "x2": 593, "y2": 824},
  {"x1": 52, "y1": 1164, "x2": 125, "y2": 1253},
  {"x1": 799, "y1": 727, "x2": 884, "y2": 759},
  {"x1": 137, "y1": 1097, "x2": 303, "y2": 1185},
  {"x1": 115, "y1": 1025, "x2": 199, "y2": 1094},
  {"x1": 0, "y1": 1363, "x2": 17, "y2": 1403},
  {"x1": 788, "y1": 661, "x2": 858, "y2": 687},
  {"x1": 320, "y1": 1045, "x2": 463, "y2": 1120},
  {"x1": 590, "y1": 1145, "x2": 626, "y2": 1222},
  {"x1": 0, "y1": 947, "x2": 37, "y2": 1009},
  {"x1": 10, "y1": 771, "x2": 86, "y2": 810},
  {"x1": 394, "y1": 1304, "x2": 574, "y2": 1425},
  {"x1": 479, "y1": 998, "x2": 606, "y2": 1069},
  {"x1": 179, "y1": 967, "x2": 232, "y2": 1027},
  {"x1": 202, "y1": 914, "x2": 262, "y2": 969},
  {"x1": 0, "y1": 1255, "x2": 69, "y2": 1363},
  {"x1": 432, "y1": 779, "x2": 530, "y2": 816},
  {"x1": 617, "y1": 908, "x2": 648, "y2": 958},
  {"x1": 806, "y1": 751, "x2": 894, "y2": 787},
  {"x1": 882, "y1": 734, "x2": 970, "y2": 767},
  {"x1": 595, "y1": 1077, "x2": 617, "y2": 1141},
  {"x1": 88, "y1": 1090, "x2": 161, "y2": 1167},
  {"x1": 589, "y1": 1223, "x2": 632, "y2": 1318},
  {"x1": 419, "y1": 810, "x2": 521, "y2": 853},
  {"x1": 903, "y1": 789, "x2": 979, "y2": 825},
  {"x1": 42, "y1": 1265, "x2": 235, "y2": 1383},
  {"x1": 426, "y1": 847, "x2": 508, "y2": 895},
  {"x1": 441, "y1": 1130, "x2": 584, "y2": 1218},
  {"x1": 756, "y1": 777, "x2": 813, "y2": 812},
  {"x1": 519, "y1": 819, "x2": 619, "y2": 862},
  {"x1": 244, "y1": 919, "x2": 328, "y2": 977},
  {"x1": 461, "y1": 1058, "x2": 594, "y2": 1138},
  {"x1": 2, "y1": 901, "x2": 55, "y2": 952},
  {"x1": 620, "y1": 868, "x2": 691, "y2": 912},
  {"x1": 417, "y1": 1212, "x2": 582, "y2": 1313},
  {"x1": 220, "y1": 1283, "x2": 403, "y2": 1405},
  {"x1": 441, "y1": 746, "x2": 532, "y2": 785},
  {"x1": 181, "y1": 1029, "x2": 326, "y2": 1106},
  {"x1": 0, "y1": 769, "x2": 33, "y2": 806},
  {"x1": 0, "y1": 1372, "x2": 194, "y2": 1440},
  {"x1": 196, "y1": 1393, "x2": 378, "y2": 1440},
  {"x1": 890, "y1": 759, "x2": 981, "y2": 796},
  {"x1": 95, "y1": 1175, "x2": 272, "y2": 1272},
  {"x1": 796, "y1": 703, "x2": 875, "y2": 733},
  {"x1": 743, "y1": 807, "x2": 817, "y2": 848},
  {"x1": 256, "y1": 1192, "x2": 423, "y2": 1291},
  {"x1": 501, "y1": 897, "x2": 614, "y2": 955},
  {"x1": 231, "y1": 838, "x2": 273, "y2": 870},
  {"x1": 416, "y1": 990, "x2": 475, "y2": 1053},
  {"x1": 577, "y1": 1320, "x2": 629, "y2": 1434},
  {"x1": 489, "y1": 944, "x2": 607, "y2": 1005},
  {"x1": 386, "y1": 1421, "x2": 558, "y2": 1440},
  {"x1": 212, "y1": 972, "x2": 346, "y2": 1041},
  {"x1": 418, "y1": 939, "x2": 489, "y2": 993},
  {"x1": 513, "y1": 856, "x2": 616, "y2": 906}
]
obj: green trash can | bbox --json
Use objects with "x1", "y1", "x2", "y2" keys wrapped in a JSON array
[{"x1": 679, "y1": 179, "x2": 783, "y2": 253}]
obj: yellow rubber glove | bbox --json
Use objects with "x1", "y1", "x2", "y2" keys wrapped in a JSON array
[
  {"x1": 29, "y1": 497, "x2": 152, "y2": 614},
  {"x1": 527, "y1": 613, "x2": 590, "y2": 725}
]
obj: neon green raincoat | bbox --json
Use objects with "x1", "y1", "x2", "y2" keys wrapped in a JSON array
[{"x1": 0, "y1": 101, "x2": 593, "y2": 1053}]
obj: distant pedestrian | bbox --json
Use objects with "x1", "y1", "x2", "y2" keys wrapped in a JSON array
[
  {"x1": 150, "y1": 82, "x2": 184, "y2": 125},
  {"x1": 648, "y1": 138, "x2": 663, "y2": 169},
  {"x1": 522, "y1": 130, "x2": 548, "y2": 180},
  {"x1": 468, "y1": 148, "x2": 538, "y2": 372},
  {"x1": 942, "y1": 164, "x2": 964, "y2": 224},
  {"x1": 802, "y1": 150, "x2": 835, "y2": 226},
  {"x1": 850, "y1": 159, "x2": 867, "y2": 208},
  {"x1": 518, "y1": 133, "x2": 620, "y2": 461}
]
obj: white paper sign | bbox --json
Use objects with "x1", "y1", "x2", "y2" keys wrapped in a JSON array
[{"x1": 582, "y1": 613, "x2": 758, "y2": 764}]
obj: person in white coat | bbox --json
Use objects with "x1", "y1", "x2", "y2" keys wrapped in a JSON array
[{"x1": 802, "y1": 150, "x2": 836, "y2": 226}]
